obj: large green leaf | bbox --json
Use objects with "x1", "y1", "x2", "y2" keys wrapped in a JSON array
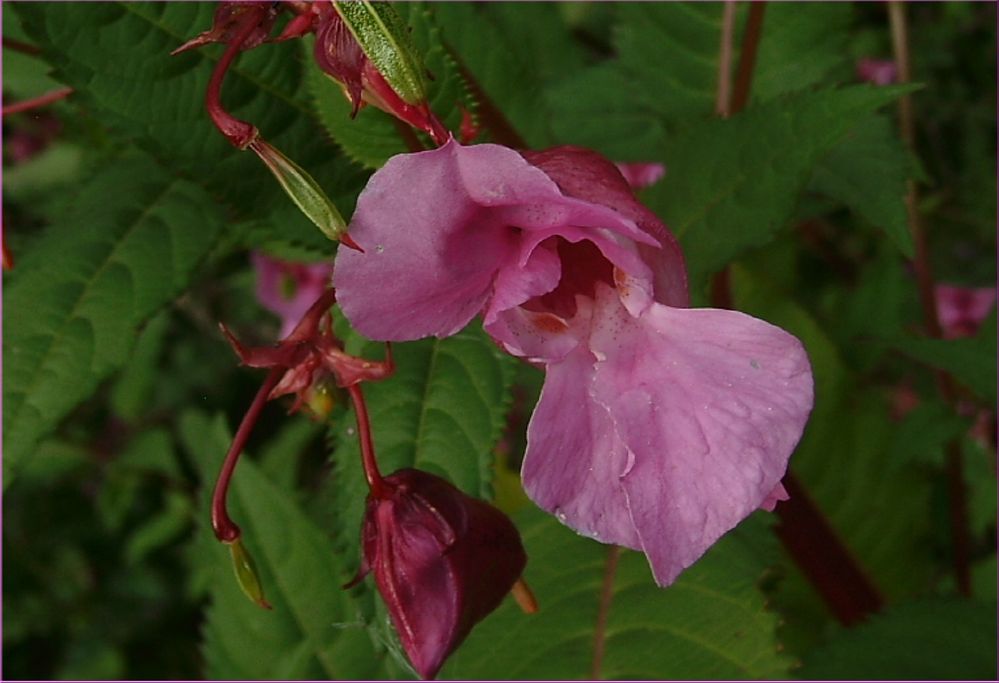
[
  {"x1": 13, "y1": 2, "x2": 365, "y2": 253},
  {"x1": 810, "y1": 114, "x2": 915, "y2": 256},
  {"x1": 2, "y1": 153, "x2": 223, "y2": 488},
  {"x1": 442, "y1": 509, "x2": 790, "y2": 680},
  {"x1": 751, "y1": 3, "x2": 853, "y2": 103},
  {"x1": 892, "y1": 310, "x2": 998, "y2": 406},
  {"x1": 329, "y1": 323, "x2": 517, "y2": 569},
  {"x1": 180, "y1": 411, "x2": 380, "y2": 680},
  {"x1": 645, "y1": 84, "x2": 914, "y2": 293},
  {"x1": 546, "y1": 3, "x2": 722, "y2": 157},
  {"x1": 799, "y1": 599, "x2": 998, "y2": 680},
  {"x1": 434, "y1": 3, "x2": 584, "y2": 147}
]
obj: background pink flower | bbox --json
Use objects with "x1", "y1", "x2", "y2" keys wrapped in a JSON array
[{"x1": 252, "y1": 251, "x2": 334, "y2": 339}]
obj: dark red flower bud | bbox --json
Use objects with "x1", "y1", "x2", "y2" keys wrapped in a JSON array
[{"x1": 350, "y1": 468, "x2": 527, "y2": 679}]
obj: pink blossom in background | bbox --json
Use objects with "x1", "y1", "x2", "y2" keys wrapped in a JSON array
[
  {"x1": 334, "y1": 140, "x2": 813, "y2": 587},
  {"x1": 856, "y1": 58, "x2": 898, "y2": 86},
  {"x1": 935, "y1": 284, "x2": 997, "y2": 339},
  {"x1": 614, "y1": 162, "x2": 666, "y2": 190},
  {"x1": 251, "y1": 252, "x2": 334, "y2": 339}
]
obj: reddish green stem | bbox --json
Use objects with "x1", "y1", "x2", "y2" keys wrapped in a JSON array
[
  {"x1": 888, "y1": 0, "x2": 971, "y2": 596},
  {"x1": 211, "y1": 367, "x2": 283, "y2": 542},
  {"x1": 346, "y1": 384, "x2": 387, "y2": 499},
  {"x1": 204, "y1": 8, "x2": 262, "y2": 148},
  {"x1": 2, "y1": 87, "x2": 73, "y2": 117}
]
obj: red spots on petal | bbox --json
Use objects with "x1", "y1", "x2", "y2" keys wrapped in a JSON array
[{"x1": 530, "y1": 312, "x2": 569, "y2": 334}]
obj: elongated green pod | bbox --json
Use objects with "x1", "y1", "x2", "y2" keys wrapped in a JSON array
[
  {"x1": 333, "y1": 1, "x2": 427, "y2": 105},
  {"x1": 249, "y1": 139, "x2": 348, "y2": 243}
]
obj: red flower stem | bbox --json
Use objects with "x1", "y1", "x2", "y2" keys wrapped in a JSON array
[
  {"x1": 729, "y1": 2, "x2": 766, "y2": 113},
  {"x1": 205, "y1": 8, "x2": 262, "y2": 148},
  {"x1": 2, "y1": 87, "x2": 73, "y2": 117},
  {"x1": 714, "y1": 0, "x2": 737, "y2": 117},
  {"x1": 346, "y1": 383, "x2": 387, "y2": 499},
  {"x1": 211, "y1": 367, "x2": 283, "y2": 542},
  {"x1": 590, "y1": 545, "x2": 621, "y2": 680},
  {"x1": 888, "y1": 0, "x2": 971, "y2": 596}
]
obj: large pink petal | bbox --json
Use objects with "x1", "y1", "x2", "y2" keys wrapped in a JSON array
[
  {"x1": 333, "y1": 144, "x2": 515, "y2": 341},
  {"x1": 585, "y1": 286, "x2": 813, "y2": 585}
]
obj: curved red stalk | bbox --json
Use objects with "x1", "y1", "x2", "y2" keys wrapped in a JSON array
[
  {"x1": 346, "y1": 384, "x2": 387, "y2": 498},
  {"x1": 211, "y1": 367, "x2": 283, "y2": 542},
  {"x1": 204, "y1": 9, "x2": 263, "y2": 148},
  {"x1": 2, "y1": 87, "x2": 73, "y2": 117}
]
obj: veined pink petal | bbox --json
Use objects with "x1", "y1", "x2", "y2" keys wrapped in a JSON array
[
  {"x1": 252, "y1": 252, "x2": 333, "y2": 339},
  {"x1": 522, "y1": 285, "x2": 813, "y2": 586},
  {"x1": 521, "y1": 343, "x2": 643, "y2": 549}
]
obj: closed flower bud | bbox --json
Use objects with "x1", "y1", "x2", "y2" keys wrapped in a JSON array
[{"x1": 350, "y1": 468, "x2": 527, "y2": 679}]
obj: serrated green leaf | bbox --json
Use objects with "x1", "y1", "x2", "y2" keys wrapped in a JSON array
[
  {"x1": 434, "y1": 3, "x2": 584, "y2": 147},
  {"x1": 751, "y1": 4, "x2": 853, "y2": 102},
  {"x1": 442, "y1": 508, "x2": 790, "y2": 680},
  {"x1": 179, "y1": 411, "x2": 381, "y2": 680},
  {"x1": 2, "y1": 152, "x2": 224, "y2": 489},
  {"x1": 329, "y1": 323, "x2": 516, "y2": 571},
  {"x1": 645, "y1": 84, "x2": 916, "y2": 293},
  {"x1": 110, "y1": 309, "x2": 171, "y2": 422},
  {"x1": 800, "y1": 599, "x2": 997, "y2": 679},
  {"x1": 891, "y1": 311, "x2": 998, "y2": 405},
  {"x1": 614, "y1": 3, "x2": 723, "y2": 120},
  {"x1": 334, "y1": 1, "x2": 427, "y2": 105},
  {"x1": 810, "y1": 114, "x2": 915, "y2": 256}
]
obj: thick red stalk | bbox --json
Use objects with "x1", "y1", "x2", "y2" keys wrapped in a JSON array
[
  {"x1": 346, "y1": 384, "x2": 386, "y2": 499},
  {"x1": 774, "y1": 473, "x2": 885, "y2": 625},
  {"x1": 204, "y1": 9, "x2": 262, "y2": 148},
  {"x1": 211, "y1": 367, "x2": 283, "y2": 542}
]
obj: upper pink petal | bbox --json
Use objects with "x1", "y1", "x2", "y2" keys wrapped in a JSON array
[{"x1": 335, "y1": 140, "x2": 663, "y2": 342}]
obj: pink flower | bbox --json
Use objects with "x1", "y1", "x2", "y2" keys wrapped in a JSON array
[
  {"x1": 251, "y1": 252, "x2": 334, "y2": 339},
  {"x1": 856, "y1": 58, "x2": 898, "y2": 86},
  {"x1": 935, "y1": 284, "x2": 997, "y2": 339},
  {"x1": 333, "y1": 140, "x2": 813, "y2": 586}
]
